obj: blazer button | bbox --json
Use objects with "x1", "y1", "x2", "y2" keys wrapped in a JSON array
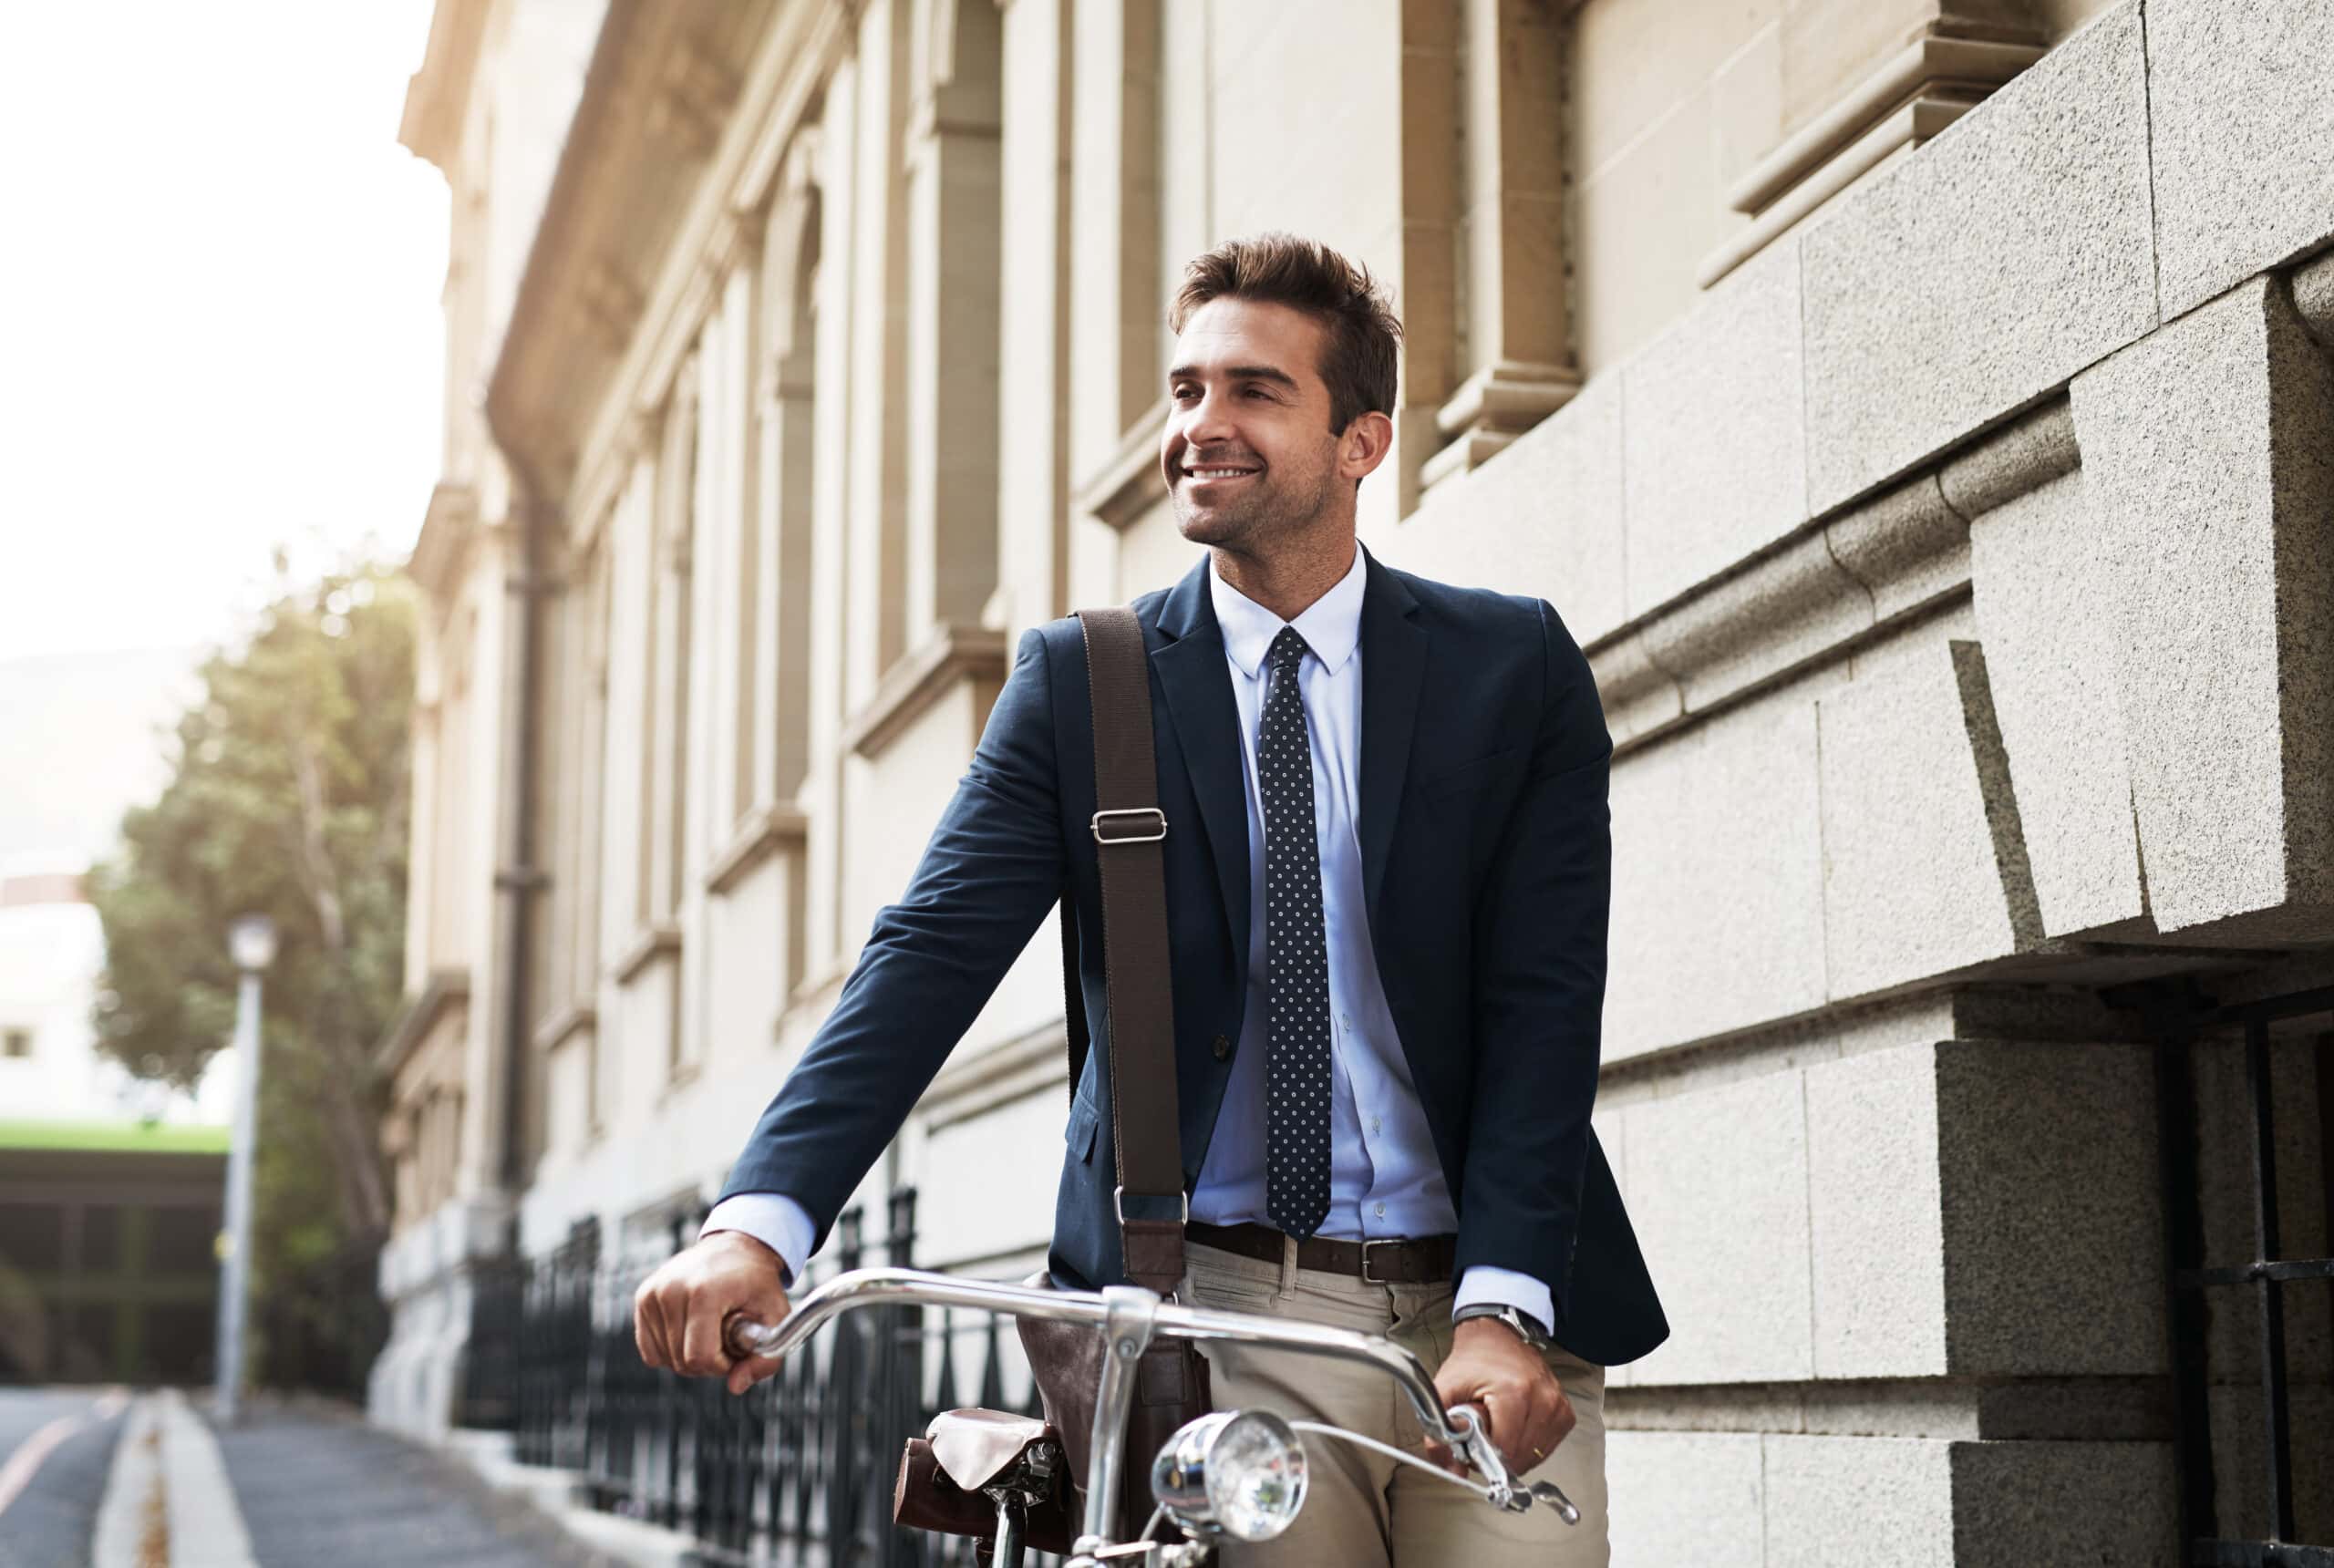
[{"x1": 1211, "y1": 1033, "x2": 1233, "y2": 1061}]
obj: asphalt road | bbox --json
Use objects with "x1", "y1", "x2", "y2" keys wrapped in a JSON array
[{"x1": 0, "y1": 1388, "x2": 127, "y2": 1568}]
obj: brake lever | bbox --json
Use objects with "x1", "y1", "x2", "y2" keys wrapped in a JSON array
[{"x1": 1445, "y1": 1405, "x2": 1581, "y2": 1523}]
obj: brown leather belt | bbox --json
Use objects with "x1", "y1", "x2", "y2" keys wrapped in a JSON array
[{"x1": 1186, "y1": 1221, "x2": 1457, "y2": 1286}]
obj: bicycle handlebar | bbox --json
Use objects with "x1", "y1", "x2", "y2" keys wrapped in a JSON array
[{"x1": 720, "y1": 1265, "x2": 1523, "y2": 1492}]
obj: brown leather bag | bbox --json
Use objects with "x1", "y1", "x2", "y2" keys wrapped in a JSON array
[
  {"x1": 1016, "y1": 605, "x2": 1211, "y2": 1542},
  {"x1": 892, "y1": 1431, "x2": 1078, "y2": 1554}
]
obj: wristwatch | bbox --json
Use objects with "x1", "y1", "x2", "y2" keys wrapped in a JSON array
[{"x1": 1452, "y1": 1303, "x2": 1553, "y2": 1353}]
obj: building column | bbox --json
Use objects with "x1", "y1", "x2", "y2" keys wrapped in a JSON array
[
  {"x1": 844, "y1": 0, "x2": 914, "y2": 709},
  {"x1": 453, "y1": 514, "x2": 513, "y2": 1207},
  {"x1": 804, "y1": 68, "x2": 862, "y2": 985},
  {"x1": 646, "y1": 370, "x2": 697, "y2": 939},
  {"x1": 1417, "y1": 0, "x2": 1579, "y2": 497},
  {"x1": 997, "y1": 0, "x2": 1077, "y2": 632},
  {"x1": 1064, "y1": 0, "x2": 1162, "y2": 609},
  {"x1": 757, "y1": 136, "x2": 823, "y2": 811},
  {"x1": 904, "y1": 0, "x2": 1006, "y2": 642}
]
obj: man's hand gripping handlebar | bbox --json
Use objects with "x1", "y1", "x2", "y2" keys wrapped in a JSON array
[{"x1": 631, "y1": 1230, "x2": 795, "y2": 1397}]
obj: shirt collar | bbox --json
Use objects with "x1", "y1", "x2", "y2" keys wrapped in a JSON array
[{"x1": 1209, "y1": 542, "x2": 1367, "y2": 680}]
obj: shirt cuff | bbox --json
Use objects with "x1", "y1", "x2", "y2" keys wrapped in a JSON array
[
  {"x1": 700, "y1": 1193, "x2": 816, "y2": 1289},
  {"x1": 1451, "y1": 1264, "x2": 1554, "y2": 1338}
]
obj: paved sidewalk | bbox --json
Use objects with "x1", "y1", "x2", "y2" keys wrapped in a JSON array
[
  {"x1": 205, "y1": 1398, "x2": 616, "y2": 1568},
  {"x1": 25, "y1": 1389, "x2": 622, "y2": 1568}
]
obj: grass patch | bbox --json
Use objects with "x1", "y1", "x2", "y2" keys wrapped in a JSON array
[{"x1": 0, "y1": 1119, "x2": 231, "y2": 1154}]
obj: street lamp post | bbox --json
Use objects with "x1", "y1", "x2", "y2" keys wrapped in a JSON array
[{"x1": 215, "y1": 913, "x2": 277, "y2": 1424}]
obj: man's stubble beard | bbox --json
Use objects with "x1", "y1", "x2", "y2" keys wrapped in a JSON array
[{"x1": 1172, "y1": 465, "x2": 1339, "y2": 559}]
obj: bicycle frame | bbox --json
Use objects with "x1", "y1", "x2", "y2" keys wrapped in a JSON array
[{"x1": 728, "y1": 1265, "x2": 1577, "y2": 1566}]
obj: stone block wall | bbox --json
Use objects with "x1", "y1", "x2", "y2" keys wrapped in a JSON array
[{"x1": 386, "y1": 0, "x2": 2334, "y2": 1558}]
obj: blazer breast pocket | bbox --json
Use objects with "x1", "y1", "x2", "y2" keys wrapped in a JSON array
[{"x1": 1412, "y1": 744, "x2": 1524, "y2": 803}]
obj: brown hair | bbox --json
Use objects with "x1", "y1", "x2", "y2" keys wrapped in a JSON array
[{"x1": 1169, "y1": 233, "x2": 1402, "y2": 434}]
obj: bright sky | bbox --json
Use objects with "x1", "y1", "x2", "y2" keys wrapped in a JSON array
[{"x1": 0, "y1": 2, "x2": 448, "y2": 664}]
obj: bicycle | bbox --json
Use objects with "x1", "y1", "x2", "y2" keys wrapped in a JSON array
[{"x1": 729, "y1": 1265, "x2": 1580, "y2": 1567}]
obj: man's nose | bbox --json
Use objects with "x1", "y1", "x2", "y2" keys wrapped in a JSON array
[{"x1": 1182, "y1": 387, "x2": 1240, "y2": 447}]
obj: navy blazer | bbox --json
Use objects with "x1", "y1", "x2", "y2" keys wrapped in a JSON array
[{"x1": 721, "y1": 546, "x2": 1668, "y2": 1366}]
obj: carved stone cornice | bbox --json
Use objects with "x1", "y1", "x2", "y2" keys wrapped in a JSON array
[
  {"x1": 408, "y1": 482, "x2": 480, "y2": 601},
  {"x1": 1420, "y1": 360, "x2": 1583, "y2": 491},
  {"x1": 917, "y1": 1016, "x2": 1073, "y2": 1134},
  {"x1": 485, "y1": 0, "x2": 785, "y2": 491},
  {"x1": 1585, "y1": 399, "x2": 2077, "y2": 753},
  {"x1": 575, "y1": 257, "x2": 645, "y2": 353},
  {"x1": 1727, "y1": 35, "x2": 2045, "y2": 219},
  {"x1": 706, "y1": 800, "x2": 810, "y2": 895},
  {"x1": 610, "y1": 923, "x2": 682, "y2": 987},
  {"x1": 530, "y1": 1003, "x2": 597, "y2": 1056},
  {"x1": 620, "y1": 401, "x2": 667, "y2": 467},
  {"x1": 398, "y1": 0, "x2": 491, "y2": 173},
  {"x1": 1076, "y1": 398, "x2": 1171, "y2": 531},
  {"x1": 701, "y1": 208, "x2": 759, "y2": 286},
  {"x1": 523, "y1": 0, "x2": 846, "y2": 533},
  {"x1": 841, "y1": 622, "x2": 1011, "y2": 759},
  {"x1": 1697, "y1": 33, "x2": 2046, "y2": 290},
  {"x1": 645, "y1": 38, "x2": 740, "y2": 157},
  {"x1": 377, "y1": 968, "x2": 473, "y2": 1081}
]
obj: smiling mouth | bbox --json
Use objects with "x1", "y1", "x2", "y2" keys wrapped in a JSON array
[{"x1": 1180, "y1": 463, "x2": 1262, "y2": 482}]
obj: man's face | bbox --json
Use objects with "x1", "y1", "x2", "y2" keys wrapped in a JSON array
[{"x1": 1162, "y1": 297, "x2": 1347, "y2": 551}]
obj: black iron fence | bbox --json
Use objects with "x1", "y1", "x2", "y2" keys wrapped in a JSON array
[
  {"x1": 471, "y1": 1188, "x2": 1060, "y2": 1567},
  {"x1": 2153, "y1": 983, "x2": 2334, "y2": 1566}
]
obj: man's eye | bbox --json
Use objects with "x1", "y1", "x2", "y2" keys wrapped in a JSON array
[{"x1": 1172, "y1": 386, "x2": 1199, "y2": 401}]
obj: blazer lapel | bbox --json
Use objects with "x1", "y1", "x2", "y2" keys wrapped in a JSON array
[
  {"x1": 1357, "y1": 548, "x2": 1426, "y2": 930},
  {"x1": 1149, "y1": 558, "x2": 1251, "y2": 993}
]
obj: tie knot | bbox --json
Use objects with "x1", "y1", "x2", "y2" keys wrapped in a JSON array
[{"x1": 1267, "y1": 626, "x2": 1311, "y2": 672}]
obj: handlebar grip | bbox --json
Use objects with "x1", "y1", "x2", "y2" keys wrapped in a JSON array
[{"x1": 725, "y1": 1313, "x2": 782, "y2": 1361}]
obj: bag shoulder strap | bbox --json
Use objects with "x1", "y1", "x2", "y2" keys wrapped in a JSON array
[{"x1": 1066, "y1": 606, "x2": 1185, "y2": 1297}]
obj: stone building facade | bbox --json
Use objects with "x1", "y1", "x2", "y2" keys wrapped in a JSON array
[{"x1": 374, "y1": 0, "x2": 2334, "y2": 1559}]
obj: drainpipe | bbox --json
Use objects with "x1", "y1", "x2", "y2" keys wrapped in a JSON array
[
  {"x1": 445, "y1": 412, "x2": 555, "y2": 1434},
  {"x1": 484, "y1": 430, "x2": 556, "y2": 1200}
]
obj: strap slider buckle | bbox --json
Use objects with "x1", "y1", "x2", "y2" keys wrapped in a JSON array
[
  {"x1": 1113, "y1": 1184, "x2": 1192, "y2": 1226},
  {"x1": 1091, "y1": 808, "x2": 1167, "y2": 845}
]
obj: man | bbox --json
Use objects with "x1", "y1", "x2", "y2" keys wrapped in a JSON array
[{"x1": 634, "y1": 233, "x2": 1667, "y2": 1565}]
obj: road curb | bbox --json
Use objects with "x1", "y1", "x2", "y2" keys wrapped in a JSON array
[{"x1": 94, "y1": 1391, "x2": 258, "y2": 1568}]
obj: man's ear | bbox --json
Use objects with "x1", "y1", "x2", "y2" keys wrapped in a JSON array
[{"x1": 1338, "y1": 409, "x2": 1396, "y2": 483}]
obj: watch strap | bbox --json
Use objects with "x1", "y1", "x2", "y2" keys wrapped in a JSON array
[{"x1": 1454, "y1": 1302, "x2": 1552, "y2": 1350}]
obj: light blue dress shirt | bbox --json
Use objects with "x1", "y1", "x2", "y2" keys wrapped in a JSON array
[{"x1": 707, "y1": 546, "x2": 1552, "y2": 1331}]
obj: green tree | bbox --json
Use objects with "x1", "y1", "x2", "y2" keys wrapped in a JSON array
[{"x1": 88, "y1": 559, "x2": 414, "y2": 1387}]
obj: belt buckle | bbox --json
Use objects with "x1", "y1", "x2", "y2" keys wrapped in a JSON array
[{"x1": 1360, "y1": 1238, "x2": 1403, "y2": 1285}]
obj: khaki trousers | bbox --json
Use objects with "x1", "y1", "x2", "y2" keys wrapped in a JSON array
[{"x1": 1180, "y1": 1240, "x2": 1609, "y2": 1568}]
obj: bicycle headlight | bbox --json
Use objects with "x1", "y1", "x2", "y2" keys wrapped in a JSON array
[{"x1": 1150, "y1": 1408, "x2": 1308, "y2": 1542}]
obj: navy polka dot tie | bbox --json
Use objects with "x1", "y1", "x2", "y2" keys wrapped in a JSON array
[{"x1": 1260, "y1": 625, "x2": 1332, "y2": 1239}]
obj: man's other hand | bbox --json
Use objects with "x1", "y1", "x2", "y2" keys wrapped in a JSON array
[
  {"x1": 632, "y1": 1230, "x2": 793, "y2": 1396},
  {"x1": 1424, "y1": 1317, "x2": 1575, "y2": 1477}
]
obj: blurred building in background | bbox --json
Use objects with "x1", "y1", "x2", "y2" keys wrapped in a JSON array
[
  {"x1": 0, "y1": 862, "x2": 233, "y2": 1386},
  {"x1": 0, "y1": 645, "x2": 234, "y2": 1387},
  {"x1": 374, "y1": 0, "x2": 2334, "y2": 1559},
  {"x1": 0, "y1": 860, "x2": 234, "y2": 1130}
]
